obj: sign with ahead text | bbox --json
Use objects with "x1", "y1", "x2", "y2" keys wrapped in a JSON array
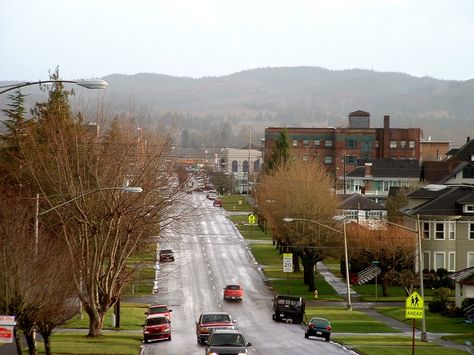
[{"x1": 405, "y1": 291, "x2": 424, "y2": 319}]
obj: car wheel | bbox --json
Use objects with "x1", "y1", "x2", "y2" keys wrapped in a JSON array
[
  {"x1": 325, "y1": 336, "x2": 330, "y2": 342},
  {"x1": 304, "y1": 333, "x2": 309, "y2": 339},
  {"x1": 144, "y1": 338, "x2": 148, "y2": 343},
  {"x1": 168, "y1": 335, "x2": 172, "y2": 341}
]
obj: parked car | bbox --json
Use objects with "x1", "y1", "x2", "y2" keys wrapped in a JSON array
[
  {"x1": 159, "y1": 249, "x2": 175, "y2": 262},
  {"x1": 272, "y1": 294, "x2": 306, "y2": 324},
  {"x1": 145, "y1": 304, "x2": 172, "y2": 320},
  {"x1": 304, "y1": 317, "x2": 332, "y2": 342},
  {"x1": 206, "y1": 190, "x2": 219, "y2": 200},
  {"x1": 213, "y1": 198, "x2": 223, "y2": 207},
  {"x1": 204, "y1": 329, "x2": 252, "y2": 354},
  {"x1": 223, "y1": 284, "x2": 244, "y2": 301},
  {"x1": 143, "y1": 315, "x2": 171, "y2": 342},
  {"x1": 195, "y1": 312, "x2": 235, "y2": 344}
]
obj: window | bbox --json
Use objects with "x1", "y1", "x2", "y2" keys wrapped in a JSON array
[
  {"x1": 409, "y1": 141, "x2": 415, "y2": 148},
  {"x1": 314, "y1": 139, "x2": 320, "y2": 146},
  {"x1": 375, "y1": 140, "x2": 379, "y2": 148},
  {"x1": 434, "y1": 252, "x2": 445, "y2": 270},
  {"x1": 434, "y1": 222, "x2": 445, "y2": 240},
  {"x1": 422, "y1": 222, "x2": 430, "y2": 239},
  {"x1": 242, "y1": 161, "x2": 249, "y2": 173},
  {"x1": 324, "y1": 156, "x2": 332, "y2": 164},
  {"x1": 464, "y1": 205, "x2": 474, "y2": 213},
  {"x1": 423, "y1": 252, "x2": 430, "y2": 271},
  {"x1": 362, "y1": 141, "x2": 371, "y2": 152},
  {"x1": 468, "y1": 252, "x2": 474, "y2": 268},
  {"x1": 325, "y1": 140, "x2": 333, "y2": 147},
  {"x1": 390, "y1": 141, "x2": 397, "y2": 148},
  {"x1": 303, "y1": 140, "x2": 309, "y2": 146},
  {"x1": 470, "y1": 223, "x2": 474, "y2": 240},
  {"x1": 400, "y1": 141, "x2": 407, "y2": 149},
  {"x1": 292, "y1": 140, "x2": 298, "y2": 147},
  {"x1": 254, "y1": 160, "x2": 260, "y2": 172},
  {"x1": 232, "y1": 160, "x2": 238, "y2": 173},
  {"x1": 345, "y1": 155, "x2": 357, "y2": 165},
  {"x1": 302, "y1": 155, "x2": 308, "y2": 161},
  {"x1": 448, "y1": 252, "x2": 456, "y2": 272},
  {"x1": 448, "y1": 222, "x2": 456, "y2": 240},
  {"x1": 346, "y1": 139, "x2": 356, "y2": 149}
]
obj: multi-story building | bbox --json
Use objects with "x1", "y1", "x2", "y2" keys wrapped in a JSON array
[{"x1": 263, "y1": 110, "x2": 422, "y2": 187}]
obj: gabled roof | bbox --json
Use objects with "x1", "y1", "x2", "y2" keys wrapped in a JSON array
[
  {"x1": 347, "y1": 159, "x2": 421, "y2": 179},
  {"x1": 451, "y1": 139, "x2": 474, "y2": 162},
  {"x1": 405, "y1": 185, "x2": 474, "y2": 216},
  {"x1": 449, "y1": 267, "x2": 474, "y2": 283},
  {"x1": 338, "y1": 193, "x2": 386, "y2": 211},
  {"x1": 349, "y1": 110, "x2": 370, "y2": 116},
  {"x1": 421, "y1": 161, "x2": 469, "y2": 184}
]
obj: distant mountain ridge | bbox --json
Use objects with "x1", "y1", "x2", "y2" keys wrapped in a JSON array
[{"x1": 2, "y1": 67, "x2": 473, "y2": 147}]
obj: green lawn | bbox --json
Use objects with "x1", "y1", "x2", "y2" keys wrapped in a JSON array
[
  {"x1": 334, "y1": 335, "x2": 466, "y2": 355},
  {"x1": 220, "y1": 194, "x2": 253, "y2": 212},
  {"x1": 35, "y1": 332, "x2": 143, "y2": 354},
  {"x1": 64, "y1": 303, "x2": 148, "y2": 330},
  {"x1": 377, "y1": 306, "x2": 474, "y2": 333},
  {"x1": 306, "y1": 307, "x2": 398, "y2": 333}
]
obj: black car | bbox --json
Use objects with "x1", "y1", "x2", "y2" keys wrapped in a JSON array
[
  {"x1": 159, "y1": 249, "x2": 175, "y2": 262},
  {"x1": 205, "y1": 329, "x2": 252, "y2": 355},
  {"x1": 272, "y1": 294, "x2": 305, "y2": 324},
  {"x1": 304, "y1": 317, "x2": 332, "y2": 342}
]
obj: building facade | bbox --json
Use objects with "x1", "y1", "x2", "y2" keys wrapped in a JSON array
[{"x1": 263, "y1": 111, "x2": 422, "y2": 187}]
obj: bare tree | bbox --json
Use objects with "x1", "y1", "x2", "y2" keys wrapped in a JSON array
[
  {"x1": 345, "y1": 223, "x2": 417, "y2": 296},
  {"x1": 256, "y1": 158, "x2": 339, "y2": 291}
]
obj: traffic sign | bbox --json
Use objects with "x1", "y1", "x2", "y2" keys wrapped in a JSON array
[
  {"x1": 405, "y1": 291, "x2": 424, "y2": 319},
  {"x1": 248, "y1": 213, "x2": 256, "y2": 224},
  {"x1": 283, "y1": 253, "x2": 293, "y2": 273}
]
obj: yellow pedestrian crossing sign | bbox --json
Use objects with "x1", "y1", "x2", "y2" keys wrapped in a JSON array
[
  {"x1": 248, "y1": 213, "x2": 256, "y2": 224},
  {"x1": 405, "y1": 291, "x2": 424, "y2": 319}
]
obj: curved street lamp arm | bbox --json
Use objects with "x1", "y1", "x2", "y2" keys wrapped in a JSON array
[
  {"x1": 283, "y1": 217, "x2": 343, "y2": 235},
  {"x1": 0, "y1": 79, "x2": 108, "y2": 95}
]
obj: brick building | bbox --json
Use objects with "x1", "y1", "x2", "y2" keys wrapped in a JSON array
[{"x1": 263, "y1": 110, "x2": 422, "y2": 185}]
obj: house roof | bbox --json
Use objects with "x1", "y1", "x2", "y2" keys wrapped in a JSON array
[
  {"x1": 338, "y1": 193, "x2": 386, "y2": 211},
  {"x1": 347, "y1": 159, "x2": 421, "y2": 179},
  {"x1": 451, "y1": 139, "x2": 474, "y2": 162},
  {"x1": 449, "y1": 267, "x2": 474, "y2": 283},
  {"x1": 421, "y1": 161, "x2": 469, "y2": 184},
  {"x1": 349, "y1": 110, "x2": 370, "y2": 116},
  {"x1": 405, "y1": 185, "x2": 474, "y2": 216}
]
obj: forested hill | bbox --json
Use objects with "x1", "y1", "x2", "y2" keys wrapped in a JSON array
[{"x1": 2, "y1": 67, "x2": 474, "y2": 147}]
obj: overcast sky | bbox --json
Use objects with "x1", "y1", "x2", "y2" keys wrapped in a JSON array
[{"x1": 1, "y1": 0, "x2": 474, "y2": 82}]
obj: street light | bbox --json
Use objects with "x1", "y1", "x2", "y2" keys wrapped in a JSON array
[
  {"x1": 0, "y1": 79, "x2": 108, "y2": 95},
  {"x1": 282, "y1": 217, "x2": 352, "y2": 311},
  {"x1": 34, "y1": 186, "x2": 142, "y2": 255}
]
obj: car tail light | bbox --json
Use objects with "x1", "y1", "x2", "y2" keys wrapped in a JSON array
[
  {"x1": 326, "y1": 325, "x2": 332, "y2": 331},
  {"x1": 308, "y1": 323, "x2": 315, "y2": 329}
]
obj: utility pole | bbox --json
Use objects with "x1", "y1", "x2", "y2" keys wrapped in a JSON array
[{"x1": 247, "y1": 125, "x2": 251, "y2": 195}]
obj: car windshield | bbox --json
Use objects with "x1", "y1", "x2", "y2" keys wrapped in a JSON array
[
  {"x1": 146, "y1": 317, "x2": 168, "y2": 326},
  {"x1": 202, "y1": 314, "x2": 231, "y2": 323},
  {"x1": 149, "y1": 306, "x2": 168, "y2": 314},
  {"x1": 210, "y1": 334, "x2": 245, "y2": 347},
  {"x1": 226, "y1": 285, "x2": 240, "y2": 290},
  {"x1": 311, "y1": 318, "x2": 329, "y2": 327},
  {"x1": 160, "y1": 250, "x2": 172, "y2": 254}
]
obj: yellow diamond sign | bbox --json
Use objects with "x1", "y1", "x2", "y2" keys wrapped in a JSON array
[{"x1": 405, "y1": 291, "x2": 424, "y2": 319}]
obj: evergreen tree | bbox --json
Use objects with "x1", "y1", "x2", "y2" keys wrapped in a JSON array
[{"x1": 264, "y1": 128, "x2": 291, "y2": 173}]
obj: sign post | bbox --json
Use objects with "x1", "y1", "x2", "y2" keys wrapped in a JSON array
[
  {"x1": 283, "y1": 253, "x2": 293, "y2": 294},
  {"x1": 405, "y1": 291, "x2": 424, "y2": 354},
  {"x1": 248, "y1": 213, "x2": 256, "y2": 239}
]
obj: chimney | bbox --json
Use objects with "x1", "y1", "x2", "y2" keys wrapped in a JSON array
[
  {"x1": 384, "y1": 115, "x2": 390, "y2": 129},
  {"x1": 467, "y1": 137, "x2": 471, "y2": 143},
  {"x1": 364, "y1": 162, "x2": 373, "y2": 177}
]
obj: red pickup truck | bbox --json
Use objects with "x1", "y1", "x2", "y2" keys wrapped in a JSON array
[{"x1": 195, "y1": 312, "x2": 235, "y2": 344}]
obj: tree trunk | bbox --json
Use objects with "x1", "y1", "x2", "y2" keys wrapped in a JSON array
[
  {"x1": 87, "y1": 309, "x2": 105, "y2": 337},
  {"x1": 381, "y1": 275, "x2": 391, "y2": 297},
  {"x1": 292, "y1": 252, "x2": 300, "y2": 273},
  {"x1": 24, "y1": 332, "x2": 37, "y2": 355},
  {"x1": 301, "y1": 258, "x2": 316, "y2": 291},
  {"x1": 14, "y1": 328, "x2": 22, "y2": 355},
  {"x1": 42, "y1": 333, "x2": 52, "y2": 355}
]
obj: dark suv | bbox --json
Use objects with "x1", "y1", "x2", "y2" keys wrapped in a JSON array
[
  {"x1": 159, "y1": 249, "x2": 174, "y2": 262},
  {"x1": 272, "y1": 294, "x2": 305, "y2": 324},
  {"x1": 205, "y1": 329, "x2": 252, "y2": 355}
]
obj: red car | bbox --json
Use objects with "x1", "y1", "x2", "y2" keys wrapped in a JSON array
[
  {"x1": 145, "y1": 304, "x2": 172, "y2": 320},
  {"x1": 213, "y1": 198, "x2": 223, "y2": 207},
  {"x1": 195, "y1": 312, "x2": 235, "y2": 344},
  {"x1": 143, "y1": 315, "x2": 171, "y2": 342},
  {"x1": 223, "y1": 284, "x2": 244, "y2": 301}
]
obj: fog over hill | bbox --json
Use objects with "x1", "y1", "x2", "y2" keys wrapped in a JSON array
[{"x1": 2, "y1": 67, "x2": 474, "y2": 148}]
